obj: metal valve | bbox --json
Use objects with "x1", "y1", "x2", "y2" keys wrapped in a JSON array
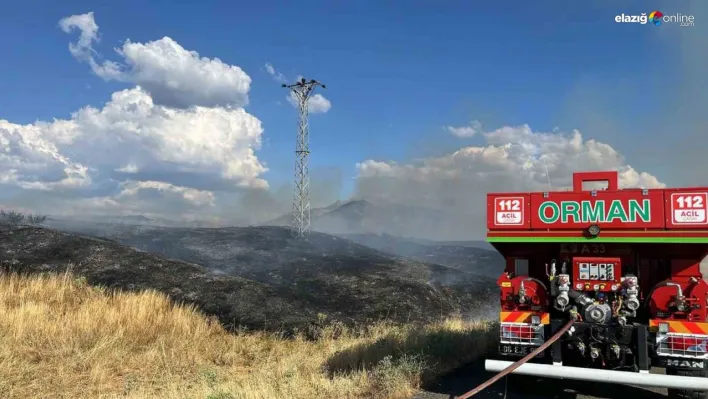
[
  {"x1": 610, "y1": 344, "x2": 621, "y2": 359},
  {"x1": 590, "y1": 347, "x2": 601, "y2": 359},
  {"x1": 577, "y1": 341, "x2": 586, "y2": 356},
  {"x1": 624, "y1": 275, "x2": 640, "y2": 311},
  {"x1": 555, "y1": 274, "x2": 571, "y2": 309}
]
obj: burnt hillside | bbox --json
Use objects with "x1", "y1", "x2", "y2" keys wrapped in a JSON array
[
  {"x1": 0, "y1": 225, "x2": 497, "y2": 333},
  {"x1": 338, "y1": 233, "x2": 503, "y2": 278},
  {"x1": 96, "y1": 226, "x2": 495, "y2": 291}
]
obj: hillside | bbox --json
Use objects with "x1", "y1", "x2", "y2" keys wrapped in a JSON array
[
  {"x1": 0, "y1": 271, "x2": 496, "y2": 399},
  {"x1": 0, "y1": 225, "x2": 312, "y2": 331},
  {"x1": 262, "y1": 199, "x2": 504, "y2": 277},
  {"x1": 98, "y1": 225, "x2": 495, "y2": 288},
  {"x1": 338, "y1": 233, "x2": 504, "y2": 278},
  {"x1": 0, "y1": 225, "x2": 497, "y2": 332},
  {"x1": 46, "y1": 217, "x2": 503, "y2": 279}
]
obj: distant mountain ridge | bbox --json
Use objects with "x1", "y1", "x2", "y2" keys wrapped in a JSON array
[
  {"x1": 263, "y1": 199, "x2": 481, "y2": 242},
  {"x1": 265, "y1": 200, "x2": 347, "y2": 227}
]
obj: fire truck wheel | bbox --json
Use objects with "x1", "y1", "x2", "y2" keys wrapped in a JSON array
[{"x1": 666, "y1": 368, "x2": 708, "y2": 399}]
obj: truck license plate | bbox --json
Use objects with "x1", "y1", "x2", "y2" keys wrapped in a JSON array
[{"x1": 499, "y1": 344, "x2": 544, "y2": 358}]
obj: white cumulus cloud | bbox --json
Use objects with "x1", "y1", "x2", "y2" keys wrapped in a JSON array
[
  {"x1": 58, "y1": 12, "x2": 99, "y2": 60},
  {"x1": 0, "y1": 12, "x2": 272, "y2": 223},
  {"x1": 287, "y1": 90, "x2": 331, "y2": 114},
  {"x1": 264, "y1": 63, "x2": 332, "y2": 114},
  {"x1": 60, "y1": 12, "x2": 251, "y2": 109},
  {"x1": 446, "y1": 120, "x2": 482, "y2": 138},
  {"x1": 354, "y1": 124, "x2": 664, "y2": 239},
  {"x1": 1, "y1": 86, "x2": 267, "y2": 192},
  {"x1": 116, "y1": 180, "x2": 216, "y2": 207}
]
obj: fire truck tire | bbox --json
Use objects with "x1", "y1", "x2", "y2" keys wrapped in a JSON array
[{"x1": 666, "y1": 368, "x2": 708, "y2": 399}]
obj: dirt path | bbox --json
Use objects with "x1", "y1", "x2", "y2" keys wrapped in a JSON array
[{"x1": 414, "y1": 361, "x2": 668, "y2": 399}]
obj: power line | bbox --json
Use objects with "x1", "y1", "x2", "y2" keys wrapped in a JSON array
[{"x1": 282, "y1": 77, "x2": 326, "y2": 238}]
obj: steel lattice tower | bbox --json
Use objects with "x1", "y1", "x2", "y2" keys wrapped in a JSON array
[{"x1": 282, "y1": 78, "x2": 326, "y2": 238}]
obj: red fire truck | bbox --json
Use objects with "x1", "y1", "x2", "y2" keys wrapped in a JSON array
[{"x1": 484, "y1": 171, "x2": 708, "y2": 399}]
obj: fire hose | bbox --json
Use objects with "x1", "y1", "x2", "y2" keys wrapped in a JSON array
[{"x1": 454, "y1": 317, "x2": 576, "y2": 399}]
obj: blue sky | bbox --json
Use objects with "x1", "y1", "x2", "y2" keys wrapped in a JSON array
[{"x1": 0, "y1": 1, "x2": 704, "y2": 227}]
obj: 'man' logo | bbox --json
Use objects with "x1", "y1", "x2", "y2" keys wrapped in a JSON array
[{"x1": 667, "y1": 359, "x2": 704, "y2": 369}]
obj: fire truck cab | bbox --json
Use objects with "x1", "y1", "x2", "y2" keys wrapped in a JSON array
[{"x1": 484, "y1": 171, "x2": 708, "y2": 399}]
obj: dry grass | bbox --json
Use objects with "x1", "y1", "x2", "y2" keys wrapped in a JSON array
[{"x1": 0, "y1": 271, "x2": 497, "y2": 399}]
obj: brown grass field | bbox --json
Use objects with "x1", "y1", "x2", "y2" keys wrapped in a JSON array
[{"x1": 0, "y1": 271, "x2": 497, "y2": 399}]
